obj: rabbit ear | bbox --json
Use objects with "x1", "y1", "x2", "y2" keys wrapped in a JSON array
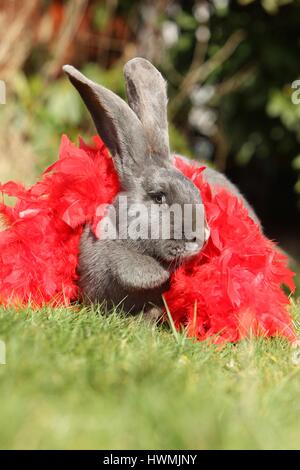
[
  {"x1": 123, "y1": 58, "x2": 171, "y2": 167},
  {"x1": 63, "y1": 65, "x2": 148, "y2": 188}
]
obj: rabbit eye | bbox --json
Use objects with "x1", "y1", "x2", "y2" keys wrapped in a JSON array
[{"x1": 151, "y1": 192, "x2": 166, "y2": 205}]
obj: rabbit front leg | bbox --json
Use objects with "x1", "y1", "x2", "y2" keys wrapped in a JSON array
[
  {"x1": 143, "y1": 306, "x2": 164, "y2": 324},
  {"x1": 111, "y1": 246, "x2": 170, "y2": 314},
  {"x1": 111, "y1": 243, "x2": 170, "y2": 290},
  {"x1": 79, "y1": 230, "x2": 170, "y2": 312}
]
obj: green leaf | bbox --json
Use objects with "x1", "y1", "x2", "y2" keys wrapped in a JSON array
[
  {"x1": 292, "y1": 155, "x2": 300, "y2": 170},
  {"x1": 176, "y1": 11, "x2": 197, "y2": 31}
]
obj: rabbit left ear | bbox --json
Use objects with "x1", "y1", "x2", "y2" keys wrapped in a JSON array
[
  {"x1": 123, "y1": 58, "x2": 171, "y2": 166},
  {"x1": 63, "y1": 65, "x2": 149, "y2": 189}
]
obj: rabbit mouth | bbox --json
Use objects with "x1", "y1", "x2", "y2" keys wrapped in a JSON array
[
  {"x1": 171, "y1": 236, "x2": 209, "y2": 262},
  {"x1": 184, "y1": 227, "x2": 210, "y2": 256},
  {"x1": 161, "y1": 240, "x2": 203, "y2": 264},
  {"x1": 185, "y1": 241, "x2": 201, "y2": 252}
]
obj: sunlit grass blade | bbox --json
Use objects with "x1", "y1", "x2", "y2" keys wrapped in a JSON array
[{"x1": 162, "y1": 294, "x2": 180, "y2": 343}]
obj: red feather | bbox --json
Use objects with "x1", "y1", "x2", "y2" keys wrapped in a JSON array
[{"x1": 0, "y1": 136, "x2": 296, "y2": 343}]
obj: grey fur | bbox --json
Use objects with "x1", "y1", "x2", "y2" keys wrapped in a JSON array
[
  {"x1": 122, "y1": 58, "x2": 259, "y2": 225},
  {"x1": 176, "y1": 155, "x2": 260, "y2": 225},
  {"x1": 63, "y1": 65, "x2": 149, "y2": 189},
  {"x1": 124, "y1": 58, "x2": 170, "y2": 165},
  {"x1": 63, "y1": 60, "x2": 260, "y2": 315}
]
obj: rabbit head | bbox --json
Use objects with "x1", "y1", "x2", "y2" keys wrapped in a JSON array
[{"x1": 63, "y1": 58, "x2": 210, "y2": 266}]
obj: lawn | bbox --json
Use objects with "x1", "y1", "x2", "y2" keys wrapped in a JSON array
[{"x1": 0, "y1": 300, "x2": 300, "y2": 450}]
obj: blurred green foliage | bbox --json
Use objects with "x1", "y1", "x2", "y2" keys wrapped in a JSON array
[{"x1": 0, "y1": 0, "x2": 299, "y2": 244}]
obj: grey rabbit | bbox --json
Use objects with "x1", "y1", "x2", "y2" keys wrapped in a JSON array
[{"x1": 63, "y1": 58, "x2": 259, "y2": 317}]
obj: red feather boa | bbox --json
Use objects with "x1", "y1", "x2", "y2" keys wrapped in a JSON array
[{"x1": 0, "y1": 135, "x2": 296, "y2": 343}]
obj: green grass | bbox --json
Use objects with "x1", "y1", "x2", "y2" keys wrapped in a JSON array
[{"x1": 0, "y1": 301, "x2": 300, "y2": 450}]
